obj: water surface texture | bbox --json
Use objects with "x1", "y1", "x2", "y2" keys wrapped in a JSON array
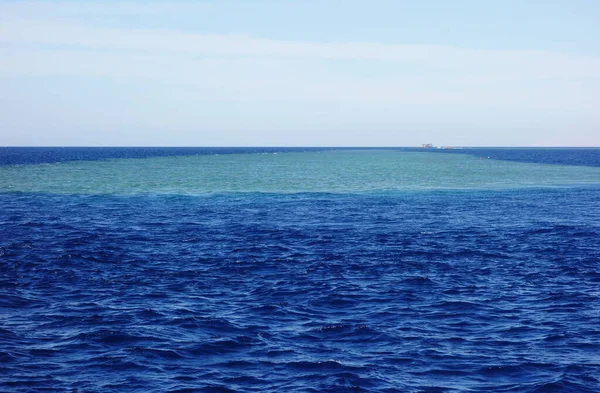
[{"x1": 1, "y1": 148, "x2": 599, "y2": 392}]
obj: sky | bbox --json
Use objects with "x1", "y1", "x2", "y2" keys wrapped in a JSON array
[{"x1": 1, "y1": 0, "x2": 599, "y2": 146}]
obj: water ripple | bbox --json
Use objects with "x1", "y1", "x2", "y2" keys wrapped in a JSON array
[{"x1": 1, "y1": 186, "x2": 599, "y2": 392}]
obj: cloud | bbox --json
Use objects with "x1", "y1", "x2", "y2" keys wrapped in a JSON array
[
  {"x1": 1, "y1": 1, "x2": 599, "y2": 146},
  {"x1": 2, "y1": 19, "x2": 599, "y2": 111},
  {"x1": 1, "y1": 1, "x2": 598, "y2": 78},
  {"x1": 2, "y1": 14, "x2": 600, "y2": 79}
]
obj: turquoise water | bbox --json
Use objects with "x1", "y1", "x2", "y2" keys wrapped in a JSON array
[{"x1": 2, "y1": 150, "x2": 599, "y2": 194}]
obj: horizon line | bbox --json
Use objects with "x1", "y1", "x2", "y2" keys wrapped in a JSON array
[{"x1": 1, "y1": 145, "x2": 599, "y2": 149}]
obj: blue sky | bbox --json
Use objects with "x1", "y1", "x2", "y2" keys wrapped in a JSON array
[{"x1": 1, "y1": 0, "x2": 599, "y2": 146}]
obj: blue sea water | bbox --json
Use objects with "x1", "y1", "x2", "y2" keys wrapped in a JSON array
[{"x1": 1, "y1": 148, "x2": 599, "y2": 393}]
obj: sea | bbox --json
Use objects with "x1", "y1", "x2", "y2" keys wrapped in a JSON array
[{"x1": 1, "y1": 147, "x2": 599, "y2": 393}]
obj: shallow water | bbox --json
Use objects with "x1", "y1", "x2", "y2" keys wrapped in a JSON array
[
  {"x1": 2, "y1": 150, "x2": 599, "y2": 194},
  {"x1": 1, "y1": 148, "x2": 599, "y2": 392}
]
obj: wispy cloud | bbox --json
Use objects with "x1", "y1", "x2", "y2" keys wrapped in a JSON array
[
  {"x1": 0, "y1": 20, "x2": 600, "y2": 107},
  {"x1": 2, "y1": 14, "x2": 600, "y2": 76},
  {"x1": 1, "y1": 1, "x2": 599, "y2": 145}
]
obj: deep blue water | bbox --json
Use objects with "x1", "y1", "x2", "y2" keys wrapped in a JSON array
[
  {"x1": 430, "y1": 148, "x2": 600, "y2": 168},
  {"x1": 0, "y1": 147, "x2": 331, "y2": 166},
  {"x1": 1, "y1": 148, "x2": 599, "y2": 392}
]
